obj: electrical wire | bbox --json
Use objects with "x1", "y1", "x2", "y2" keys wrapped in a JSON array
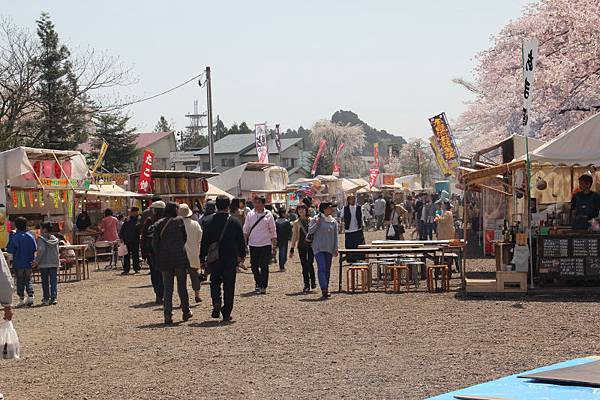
[{"x1": 117, "y1": 71, "x2": 205, "y2": 107}]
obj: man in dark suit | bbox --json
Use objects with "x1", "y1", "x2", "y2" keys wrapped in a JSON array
[
  {"x1": 343, "y1": 195, "x2": 365, "y2": 262},
  {"x1": 200, "y1": 195, "x2": 246, "y2": 323}
]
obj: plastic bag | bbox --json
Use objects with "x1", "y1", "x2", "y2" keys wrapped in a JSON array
[
  {"x1": 386, "y1": 224, "x2": 396, "y2": 239},
  {"x1": 0, "y1": 320, "x2": 20, "y2": 360},
  {"x1": 117, "y1": 242, "x2": 128, "y2": 257}
]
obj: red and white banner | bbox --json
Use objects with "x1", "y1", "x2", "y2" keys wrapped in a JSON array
[
  {"x1": 373, "y1": 143, "x2": 380, "y2": 168},
  {"x1": 137, "y1": 149, "x2": 154, "y2": 193},
  {"x1": 369, "y1": 168, "x2": 379, "y2": 188},
  {"x1": 332, "y1": 143, "x2": 345, "y2": 177},
  {"x1": 255, "y1": 123, "x2": 269, "y2": 163},
  {"x1": 311, "y1": 138, "x2": 328, "y2": 177}
]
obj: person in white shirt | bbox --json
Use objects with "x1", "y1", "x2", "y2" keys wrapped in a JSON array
[
  {"x1": 361, "y1": 201, "x2": 372, "y2": 231},
  {"x1": 373, "y1": 195, "x2": 386, "y2": 230},
  {"x1": 243, "y1": 196, "x2": 277, "y2": 295},
  {"x1": 178, "y1": 203, "x2": 203, "y2": 303},
  {"x1": 343, "y1": 195, "x2": 365, "y2": 263}
]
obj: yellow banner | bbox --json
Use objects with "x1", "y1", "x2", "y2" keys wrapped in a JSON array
[
  {"x1": 92, "y1": 140, "x2": 109, "y2": 175},
  {"x1": 430, "y1": 136, "x2": 453, "y2": 176}
]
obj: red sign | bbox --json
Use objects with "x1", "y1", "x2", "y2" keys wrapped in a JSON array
[
  {"x1": 332, "y1": 143, "x2": 345, "y2": 177},
  {"x1": 137, "y1": 149, "x2": 155, "y2": 193},
  {"x1": 311, "y1": 139, "x2": 328, "y2": 177},
  {"x1": 200, "y1": 178, "x2": 209, "y2": 193},
  {"x1": 369, "y1": 168, "x2": 379, "y2": 188}
]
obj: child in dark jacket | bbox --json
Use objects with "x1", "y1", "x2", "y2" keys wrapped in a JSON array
[
  {"x1": 7, "y1": 217, "x2": 37, "y2": 307},
  {"x1": 33, "y1": 222, "x2": 61, "y2": 305}
]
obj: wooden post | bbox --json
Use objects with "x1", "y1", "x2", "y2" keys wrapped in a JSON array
[{"x1": 461, "y1": 184, "x2": 469, "y2": 289}]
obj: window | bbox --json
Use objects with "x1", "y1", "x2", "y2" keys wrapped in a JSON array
[
  {"x1": 202, "y1": 162, "x2": 211, "y2": 171},
  {"x1": 221, "y1": 158, "x2": 235, "y2": 168},
  {"x1": 185, "y1": 165, "x2": 197, "y2": 171},
  {"x1": 281, "y1": 158, "x2": 297, "y2": 169}
]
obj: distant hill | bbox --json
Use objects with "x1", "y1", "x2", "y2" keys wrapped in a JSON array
[{"x1": 281, "y1": 110, "x2": 406, "y2": 155}]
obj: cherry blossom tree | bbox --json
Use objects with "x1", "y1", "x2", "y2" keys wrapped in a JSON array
[
  {"x1": 455, "y1": 0, "x2": 600, "y2": 151},
  {"x1": 309, "y1": 119, "x2": 366, "y2": 176}
]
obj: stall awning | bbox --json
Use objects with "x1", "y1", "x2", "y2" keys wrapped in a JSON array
[{"x1": 76, "y1": 185, "x2": 143, "y2": 198}]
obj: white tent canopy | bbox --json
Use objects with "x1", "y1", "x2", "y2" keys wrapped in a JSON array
[{"x1": 526, "y1": 112, "x2": 600, "y2": 165}]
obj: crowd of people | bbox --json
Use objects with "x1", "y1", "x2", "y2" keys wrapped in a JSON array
[{"x1": 1, "y1": 191, "x2": 463, "y2": 327}]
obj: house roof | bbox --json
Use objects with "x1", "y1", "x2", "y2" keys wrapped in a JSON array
[
  {"x1": 195, "y1": 134, "x2": 302, "y2": 156},
  {"x1": 241, "y1": 137, "x2": 303, "y2": 156},
  {"x1": 78, "y1": 131, "x2": 175, "y2": 153},
  {"x1": 135, "y1": 131, "x2": 175, "y2": 149}
]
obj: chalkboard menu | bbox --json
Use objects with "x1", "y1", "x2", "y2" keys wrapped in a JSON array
[
  {"x1": 572, "y1": 238, "x2": 599, "y2": 257},
  {"x1": 542, "y1": 239, "x2": 570, "y2": 257},
  {"x1": 538, "y1": 235, "x2": 600, "y2": 279}
]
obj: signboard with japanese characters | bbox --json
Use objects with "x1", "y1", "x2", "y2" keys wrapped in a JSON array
[
  {"x1": 522, "y1": 38, "x2": 538, "y2": 137},
  {"x1": 137, "y1": 149, "x2": 154, "y2": 193},
  {"x1": 429, "y1": 112, "x2": 459, "y2": 175},
  {"x1": 255, "y1": 123, "x2": 269, "y2": 164}
]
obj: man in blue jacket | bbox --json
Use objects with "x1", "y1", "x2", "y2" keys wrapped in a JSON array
[{"x1": 7, "y1": 217, "x2": 37, "y2": 307}]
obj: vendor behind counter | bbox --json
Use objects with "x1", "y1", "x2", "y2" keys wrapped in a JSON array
[{"x1": 571, "y1": 173, "x2": 600, "y2": 230}]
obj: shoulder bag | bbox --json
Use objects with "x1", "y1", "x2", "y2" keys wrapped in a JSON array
[
  {"x1": 246, "y1": 212, "x2": 267, "y2": 244},
  {"x1": 206, "y1": 216, "x2": 230, "y2": 267}
]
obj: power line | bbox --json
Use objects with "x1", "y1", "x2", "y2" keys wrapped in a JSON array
[{"x1": 117, "y1": 71, "x2": 206, "y2": 107}]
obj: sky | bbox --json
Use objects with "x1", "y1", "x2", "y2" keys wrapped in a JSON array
[{"x1": 3, "y1": 0, "x2": 532, "y2": 140}]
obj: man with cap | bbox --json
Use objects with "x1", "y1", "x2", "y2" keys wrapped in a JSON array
[
  {"x1": 178, "y1": 203, "x2": 203, "y2": 303},
  {"x1": 571, "y1": 173, "x2": 600, "y2": 230},
  {"x1": 141, "y1": 200, "x2": 165, "y2": 304}
]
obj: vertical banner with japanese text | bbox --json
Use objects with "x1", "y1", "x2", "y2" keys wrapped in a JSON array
[
  {"x1": 311, "y1": 139, "x2": 328, "y2": 177},
  {"x1": 522, "y1": 38, "x2": 538, "y2": 137},
  {"x1": 373, "y1": 143, "x2": 379, "y2": 168},
  {"x1": 137, "y1": 149, "x2": 154, "y2": 193},
  {"x1": 91, "y1": 140, "x2": 109, "y2": 175},
  {"x1": 255, "y1": 123, "x2": 269, "y2": 163},
  {"x1": 429, "y1": 135, "x2": 452, "y2": 176},
  {"x1": 429, "y1": 112, "x2": 459, "y2": 175},
  {"x1": 274, "y1": 123, "x2": 282, "y2": 153},
  {"x1": 332, "y1": 143, "x2": 345, "y2": 177},
  {"x1": 368, "y1": 168, "x2": 379, "y2": 188}
]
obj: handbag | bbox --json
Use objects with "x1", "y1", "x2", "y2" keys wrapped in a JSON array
[
  {"x1": 117, "y1": 242, "x2": 128, "y2": 257},
  {"x1": 206, "y1": 216, "x2": 230, "y2": 267}
]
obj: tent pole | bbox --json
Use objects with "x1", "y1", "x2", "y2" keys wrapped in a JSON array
[
  {"x1": 461, "y1": 184, "x2": 469, "y2": 289},
  {"x1": 525, "y1": 137, "x2": 535, "y2": 289}
]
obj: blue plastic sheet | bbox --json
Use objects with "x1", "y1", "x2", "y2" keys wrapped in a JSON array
[{"x1": 428, "y1": 357, "x2": 600, "y2": 400}]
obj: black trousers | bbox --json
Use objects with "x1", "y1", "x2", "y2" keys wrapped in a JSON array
[
  {"x1": 210, "y1": 266, "x2": 237, "y2": 319},
  {"x1": 345, "y1": 230, "x2": 365, "y2": 262},
  {"x1": 250, "y1": 245, "x2": 272, "y2": 289},
  {"x1": 162, "y1": 269, "x2": 190, "y2": 320},
  {"x1": 123, "y1": 241, "x2": 140, "y2": 273},
  {"x1": 148, "y1": 253, "x2": 163, "y2": 299},
  {"x1": 298, "y1": 246, "x2": 315, "y2": 288}
]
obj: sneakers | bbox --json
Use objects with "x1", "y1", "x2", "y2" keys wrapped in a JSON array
[
  {"x1": 222, "y1": 315, "x2": 233, "y2": 323},
  {"x1": 255, "y1": 287, "x2": 261, "y2": 294},
  {"x1": 41, "y1": 298, "x2": 50, "y2": 306},
  {"x1": 311, "y1": 283, "x2": 317, "y2": 290},
  {"x1": 211, "y1": 308, "x2": 221, "y2": 319},
  {"x1": 26, "y1": 296, "x2": 34, "y2": 306},
  {"x1": 50, "y1": 298, "x2": 57, "y2": 305},
  {"x1": 120, "y1": 271, "x2": 129, "y2": 276},
  {"x1": 260, "y1": 288, "x2": 267, "y2": 295},
  {"x1": 16, "y1": 298, "x2": 26, "y2": 307},
  {"x1": 194, "y1": 295, "x2": 202, "y2": 303},
  {"x1": 182, "y1": 311, "x2": 193, "y2": 322},
  {"x1": 303, "y1": 287, "x2": 310, "y2": 293}
]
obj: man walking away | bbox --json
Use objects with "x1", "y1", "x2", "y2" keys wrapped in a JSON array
[
  {"x1": 200, "y1": 196, "x2": 246, "y2": 322},
  {"x1": 7, "y1": 217, "x2": 36, "y2": 307},
  {"x1": 119, "y1": 207, "x2": 141, "y2": 275},
  {"x1": 343, "y1": 195, "x2": 365, "y2": 262},
  {"x1": 275, "y1": 209, "x2": 292, "y2": 271},
  {"x1": 373, "y1": 195, "x2": 386, "y2": 231},
  {"x1": 243, "y1": 196, "x2": 277, "y2": 295},
  {"x1": 141, "y1": 201, "x2": 165, "y2": 304}
]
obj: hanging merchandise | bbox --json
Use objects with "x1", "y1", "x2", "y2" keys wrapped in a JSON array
[
  {"x1": 53, "y1": 191, "x2": 60, "y2": 209},
  {"x1": 62, "y1": 190, "x2": 68, "y2": 203},
  {"x1": 54, "y1": 161, "x2": 62, "y2": 178},
  {"x1": 18, "y1": 191, "x2": 26, "y2": 208},
  {"x1": 28, "y1": 191, "x2": 34, "y2": 207},
  {"x1": 37, "y1": 190, "x2": 43, "y2": 204},
  {"x1": 67, "y1": 191, "x2": 73, "y2": 217},
  {"x1": 11, "y1": 190, "x2": 18, "y2": 208},
  {"x1": 62, "y1": 160, "x2": 72, "y2": 178},
  {"x1": 42, "y1": 160, "x2": 53, "y2": 178}
]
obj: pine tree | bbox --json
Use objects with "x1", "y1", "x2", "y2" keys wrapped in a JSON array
[
  {"x1": 154, "y1": 116, "x2": 173, "y2": 132},
  {"x1": 34, "y1": 13, "x2": 89, "y2": 150},
  {"x1": 92, "y1": 112, "x2": 138, "y2": 171}
]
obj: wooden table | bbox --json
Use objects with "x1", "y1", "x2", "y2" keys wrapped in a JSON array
[
  {"x1": 337, "y1": 246, "x2": 443, "y2": 292},
  {"x1": 371, "y1": 239, "x2": 465, "y2": 246}
]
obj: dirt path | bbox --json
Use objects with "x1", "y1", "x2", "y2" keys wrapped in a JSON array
[{"x1": 1, "y1": 230, "x2": 599, "y2": 399}]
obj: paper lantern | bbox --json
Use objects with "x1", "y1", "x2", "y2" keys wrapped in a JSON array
[
  {"x1": 62, "y1": 160, "x2": 72, "y2": 178},
  {"x1": 42, "y1": 160, "x2": 54, "y2": 178},
  {"x1": 54, "y1": 161, "x2": 62, "y2": 178}
]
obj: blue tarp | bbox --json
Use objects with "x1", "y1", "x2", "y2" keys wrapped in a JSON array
[{"x1": 428, "y1": 357, "x2": 600, "y2": 400}]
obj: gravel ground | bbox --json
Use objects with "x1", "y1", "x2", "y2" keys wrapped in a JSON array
[{"x1": 1, "y1": 229, "x2": 600, "y2": 399}]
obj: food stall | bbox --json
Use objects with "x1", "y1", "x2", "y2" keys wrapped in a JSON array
[
  {"x1": 129, "y1": 170, "x2": 217, "y2": 208},
  {"x1": 0, "y1": 147, "x2": 90, "y2": 239},
  {"x1": 460, "y1": 112, "x2": 600, "y2": 292},
  {"x1": 208, "y1": 162, "x2": 289, "y2": 205}
]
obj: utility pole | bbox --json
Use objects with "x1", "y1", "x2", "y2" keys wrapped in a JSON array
[{"x1": 205, "y1": 66, "x2": 215, "y2": 171}]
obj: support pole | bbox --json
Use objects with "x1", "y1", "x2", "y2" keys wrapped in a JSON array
[{"x1": 205, "y1": 66, "x2": 215, "y2": 172}]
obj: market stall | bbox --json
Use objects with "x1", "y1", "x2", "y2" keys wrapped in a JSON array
[
  {"x1": 129, "y1": 170, "x2": 217, "y2": 208},
  {"x1": 460, "y1": 112, "x2": 600, "y2": 292},
  {"x1": 0, "y1": 147, "x2": 90, "y2": 240}
]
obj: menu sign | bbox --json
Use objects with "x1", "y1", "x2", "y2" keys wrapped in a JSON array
[
  {"x1": 558, "y1": 258, "x2": 585, "y2": 277},
  {"x1": 572, "y1": 238, "x2": 599, "y2": 257},
  {"x1": 542, "y1": 238, "x2": 570, "y2": 257}
]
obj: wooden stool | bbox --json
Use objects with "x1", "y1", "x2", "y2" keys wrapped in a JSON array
[
  {"x1": 346, "y1": 264, "x2": 370, "y2": 293},
  {"x1": 387, "y1": 265, "x2": 409, "y2": 293},
  {"x1": 380, "y1": 261, "x2": 396, "y2": 291},
  {"x1": 427, "y1": 265, "x2": 450, "y2": 293}
]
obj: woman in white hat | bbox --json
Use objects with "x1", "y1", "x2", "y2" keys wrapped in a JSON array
[{"x1": 179, "y1": 203, "x2": 203, "y2": 303}]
